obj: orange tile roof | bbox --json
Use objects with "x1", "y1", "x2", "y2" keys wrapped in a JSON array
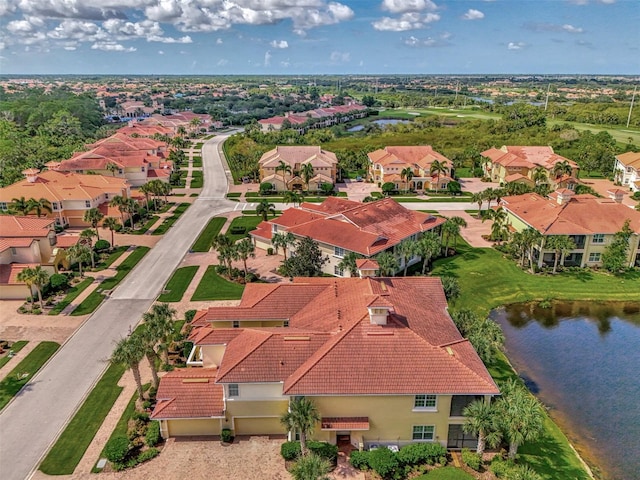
[
  {"x1": 55, "y1": 235, "x2": 80, "y2": 248},
  {"x1": 321, "y1": 417, "x2": 369, "y2": 430},
  {"x1": 0, "y1": 238, "x2": 35, "y2": 253},
  {"x1": 259, "y1": 146, "x2": 338, "y2": 169},
  {"x1": 368, "y1": 146, "x2": 451, "y2": 172},
  {"x1": 616, "y1": 151, "x2": 640, "y2": 169},
  {"x1": 482, "y1": 146, "x2": 578, "y2": 171},
  {"x1": 502, "y1": 192, "x2": 640, "y2": 235},
  {"x1": 356, "y1": 258, "x2": 379, "y2": 270},
  {"x1": 151, "y1": 368, "x2": 224, "y2": 419},
  {"x1": 0, "y1": 263, "x2": 39, "y2": 285},
  {"x1": 0, "y1": 216, "x2": 54, "y2": 238}
]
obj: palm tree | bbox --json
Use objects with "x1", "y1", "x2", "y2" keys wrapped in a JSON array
[
  {"x1": 139, "y1": 182, "x2": 154, "y2": 210},
  {"x1": 441, "y1": 217, "x2": 467, "y2": 256},
  {"x1": 494, "y1": 379, "x2": 544, "y2": 460},
  {"x1": 483, "y1": 208, "x2": 510, "y2": 244},
  {"x1": 552, "y1": 160, "x2": 572, "y2": 180},
  {"x1": 235, "y1": 238, "x2": 255, "y2": 277},
  {"x1": 79, "y1": 229, "x2": 97, "y2": 268},
  {"x1": 67, "y1": 244, "x2": 92, "y2": 277},
  {"x1": 300, "y1": 163, "x2": 314, "y2": 191},
  {"x1": 483, "y1": 187, "x2": 496, "y2": 210},
  {"x1": 471, "y1": 192, "x2": 484, "y2": 219},
  {"x1": 375, "y1": 251, "x2": 398, "y2": 276},
  {"x1": 212, "y1": 234, "x2": 236, "y2": 272},
  {"x1": 106, "y1": 162, "x2": 119, "y2": 177},
  {"x1": 10, "y1": 196, "x2": 31, "y2": 216},
  {"x1": 256, "y1": 199, "x2": 276, "y2": 221},
  {"x1": 275, "y1": 160, "x2": 292, "y2": 192},
  {"x1": 417, "y1": 232, "x2": 441, "y2": 274},
  {"x1": 531, "y1": 166, "x2": 548, "y2": 186},
  {"x1": 136, "y1": 327, "x2": 160, "y2": 389},
  {"x1": 522, "y1": 228, "x2": 543, "y2": 274},
  {"x1": 176, "y1": 125, "x2": 187, "y2": 138},
  {"x1": 272, "y1": 232, "x2": 296, "y2": 260},
  {"x1": 400, "y1": 167, "x2": 414, "y2": 193},
  {"x1": 280, "y1": 397, "x2": 321, "y2": 457},
  {"x1": 109, "y1": 195, "x2": 127, "y2": 226},
  {"x1": 397, "y1": 239, "x2": 417, "y2": 276},
  {"x1": 144, "y1": 303, "x2": 177, "y2": 365},
  {"x1": 110, "y1": 335, "x2": 146, "y2": 401},
  {"x1": 83, "y1": 208, "x2": 104, "y2": 240},
  {"x1": 26, "y1": 198, "x2": 52, "y2": 218},
  {"x1": 545, "y1": 235, "x2": 576, "y2": 274},
  {"x1": 30, "y1": 266, "x2": 50, "y2": 310},
  {"x1": 283, "y1": 190, "x2": 304, "y2": 207},
  {"x1": 290, "y1": 454, "x2": 331, "y2": 480},
  {"x1": 336, "y1": 251, "x2": 363, "y2": 277},
  {"x1": 429, "y1": 160, "x2": 448, "y2": 193},
  {"x1": 103, "y1": 217, "x2": 119, "y2": 247},
  {"x1": 16, "y1": 267, "x2": 36, "y2": 312},
  {"x1": 463, "y1": 400, "x2": 500, "y2": 455},
  {"x1": 189, "y1": 116, "x2": 202, "y2": 133}
]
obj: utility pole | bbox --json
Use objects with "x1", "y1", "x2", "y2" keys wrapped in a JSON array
[
  {"x1": 544, "y1": 83, "x2": 551, "y2": 111},
  {"x1": 627, "y1": 85, "x2": 637, "y2": 128}
]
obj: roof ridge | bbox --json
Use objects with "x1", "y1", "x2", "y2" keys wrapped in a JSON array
[
  {"x1": 442, "y1": 339, "x2": 499, "y2": 391},
  {"x1": 216, "y1": 329, "x2": 272, "y2": 381}
]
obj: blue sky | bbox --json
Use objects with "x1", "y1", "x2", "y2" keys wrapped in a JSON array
[{"x1": 0, "y1": 0, "x2": 638, "y2": 75}]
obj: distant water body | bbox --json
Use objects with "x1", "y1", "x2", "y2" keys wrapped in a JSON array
[{"x1": 492, "y1": 302, "x2": 640, "y2": 480}]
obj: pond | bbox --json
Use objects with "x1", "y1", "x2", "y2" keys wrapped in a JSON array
[
  {"x1": 492, "y1": 302, "x2": 640, "y2": 480},
  {"x1": 347, "y1": 118, "x2": 411, "y2": 132}
]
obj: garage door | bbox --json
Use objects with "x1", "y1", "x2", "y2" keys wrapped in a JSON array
[
  {"x1": 167, "y1": 419, "x2": 221, "y2": 437},
  {"x1": 233, "y1": 417, "x2": 284, "y2": 436}
]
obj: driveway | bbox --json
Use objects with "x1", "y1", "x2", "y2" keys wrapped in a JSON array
[{"x1": 0, "y1": 133, "x2": 238, "y2": 480}]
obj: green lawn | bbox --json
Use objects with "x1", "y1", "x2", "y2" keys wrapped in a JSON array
[
  {"x1": 0, "y1": 342, "x2": 60, "y2": 410},
  {"x1": 431, "y1": 240, "x2": 640, "y2": 315},
  {"x1": 415, "y1": 467, "x2": 474, "y2": 479},
  {"x1": 71, "y1": 247, "x2": 150, "y2": 316},
  {"x1": 455, "y1": 167, "x2": 474, "y2": 178},
  {"x1": 190, "y1": 171, "x2": 203, "y2": 188},
  {"x1": 225, "y1": 215, "x2": 265, "y2": 243},
  {"x1": 157, "y1": 266, "x2": 199, "y2": 302},
  {"x1": 192, "y1": 217, "x2": 226, "y2": 252},
  {"x1": 226, "y1": 192, "x2": 242, "y2": 198},
  {"x1": 190, "y1": 266, "x2": 244, "y2": 301},
  {"x1": 129, "y1": 215, "x2": 160, "y2": 235},
  {"x1": 0, "y1": 341, "x2": 28, "y2": 370},
  {"x1": 94, "y1": 246, "x2": 128, "y2": 270},
  {"x1": 152, "y1": 203, "x2": 191, "y2": 235},
  {"x1": 48, "y1": 278, "x2": 94, "y2": 315},
  {"x1": 192, "y1": 156, "x2": 202, "y2": 167},
  {"x1": 40, "y1": 362, "x2": 126, "y2": 475},
  {"x1": 93, "y1": 390, "x2": 138, "y2": 472}
]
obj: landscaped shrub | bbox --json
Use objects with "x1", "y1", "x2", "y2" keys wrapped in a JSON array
[
  {"x1": 308, "y1": 441, "x2": 338, "y2": 464},
  {"x1": 145, "y1": 421, "x2": 160, "y2": 447},
  {"x1": 221, "y1": 428, "x2": 233, "y2": 443},
  {"x1": 368, "y1": 447, "x2": 400, "y2": 479},
  {"x1": 104, "y1": 435, "x2": 130, "y2": 464},
  {"x1": 461, "y1": 448, "x2": 482, "y2": 471},
  {"x1": 259, "y1": 182, "x2": 273, "y2": 194},
  {"x1": 397, "y1": 442, "x2": 447, "y2": 467},
  {"x1": 48, "y1": 273, "x2": 70, "y2": 292},
  {"x1": 94, "y1": 239, "x2": 111, "y2": 252},
  {"x1": 135, "y1": 447, "x2": 159, "y2": 463},
  {"x1": 182, "y1": 341, "x2": 193, "y2": 359},
  {"x1": 281, "y1": 441, "x2": 301, "y2": 461},
  {"x1": 349, "y1": 450, "x2": 370, "y2": 469},
  {"x1": 185, "y1": 309, "x2": 197, "y2": 323},
  {"x1": 490, "y1": 456, "x2": 517, "y2": 477}
]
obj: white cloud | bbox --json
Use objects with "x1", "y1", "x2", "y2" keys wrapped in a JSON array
[
  {"x1": 216, "y1": 58, "x2": 228, "y2": 66},
  {"x1": 381, "y1": 0, "x2": 438, "y2": 13},
  {"x1": 562, "y1": 24, "x2": 583, "y2": 33},
  {"x1": 525, "y1": 22, "x2": 584, "y2": 34},
  {"x1": 404, "y1": 31, "x2": 452, "y2": 47},
  {"x1": 463, "y1": 9, "x2": 484, "y2": 20},
  {"x1": 372, "y1": 12, "x2": 439, "y2": 31},
  {"x1": 91, "y1": 41, "x2": 136, "y2": 52},
  {"x1": 148, "y1": 35, "x2": 192, "y2": 43},
  {"x1": 63, "y1": 45, "x2": 76, "y2": 50},
  {"x1": 216, "y1": 38, "x2": 223, "y2": 44},
  {"x1": 264, "y1": 50, "x2": 272, "y2": 66},
  {"x1": 507, "y1": 41, "x2": 526, "y2": 50},
  {"x1": 270, "y1": 39, "x2": 288, "y2": 49},
  {"x1": 280, "y1": 59, "x2": 290, "y2": 67},
  {"x1": 158, "y1": 50, "x2": 164, "y2": 54},
  {"x1": 329, "y1": 50, "x2": 350, "y2": 63}
]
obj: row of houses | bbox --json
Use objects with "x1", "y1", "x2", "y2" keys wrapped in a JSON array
[{"x1": 258, "y1": 103, "x2": 368, "y2": 132}]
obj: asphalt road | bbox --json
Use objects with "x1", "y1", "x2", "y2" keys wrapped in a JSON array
[{"x1": 0, "y1": 133, "x2": 236, "y2": 480}]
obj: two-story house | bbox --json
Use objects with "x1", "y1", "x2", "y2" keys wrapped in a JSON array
[
  {"x1": 481, "y1": 146, "x2": 579, "y2": 190},
  {"x1": 500, "y1": 190, "x2": 640, "y2": 268},
  {"x1": 367, "y1": 146, "x2": 452, "y2": 192},
  {"x1": 250, "y1": 197, "x2": 445, "y2": 276},
  {"x1": 0, "y1": 169, "x2": 131, "y2": 227},
  {"x1": 258, "y1": 146, "x2": 338, "y2": 192},
  {"x1": 614, "y1": 151, "x2": 640, "y2": 192},
  {"x1": 151, "y1": 276, "x2": 499, "y2": 451}
]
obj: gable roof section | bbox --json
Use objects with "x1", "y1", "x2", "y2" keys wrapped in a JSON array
[
  {"x1": 0, "y1": 216, "x2": 54, "y2": 238},
  {"x1": 0, "y1": 263, "x2": 39, "y2": 285},
  {"x1": 368, "y1": 146, "x2": 451, "y2": 171},
  {"x1": 616, "y1": 151, "x2": 640, "y2": 169},
  {"x1": 151, "y1": 368, "x2": 224, "y2": 419},
  {"x1": 482, "y1": 146, "x2": 578, "y2": 170}
]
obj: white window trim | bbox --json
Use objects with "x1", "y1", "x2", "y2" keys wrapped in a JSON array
[
  {"x1": 412, "y1": 425, "x2": 435, "y2": 441},
  {"x1": 334, "y1": 246, "x2": 345, "y2": 258},
  {"x1": 413, "y1": 394, "x2": 437, "y2": 412},
  {"x1": 228, "y1": 384, "x2": 239, "y2": 397},
  {"x1": 592, "y1": 234, "x2": 605, "y2": 244},
  {"x1": 588, "y1": 252, "x2": 601, "y2": 262}
]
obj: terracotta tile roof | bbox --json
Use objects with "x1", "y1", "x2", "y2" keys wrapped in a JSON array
[
  {"x1": 0, "y1": 216, "x2": 54, "y2": 238},
  {"x1": 368, "y1": 146, "x2": 451, "y2": 172},
  {"x1": 356, "y1": 259, "x2": 379, "y2": 270},
  {"x1": 616, "y1": 151, "x2": 640, "y2": 169},
  {"x1": 189, "y1": 326, "x2": 243, "y2": 345},
  {"x1": 504, "y1": 173, "x2": 531, "y2": 183},
  {"x1": 321, "y1": 417, "x2": 369, "y2": 430},
  {"x1": 0, "y1": 238, "x2": 35, "y2": 253},
  {"x1": 482, "y1": 146, "x2": 578, "y2": 171},
  {"x1": 0, "y1": 263, "x2": 39, "y2": 285},
  {"x1": 151, "y1": 368, "x2": 224, "y2": 419},
  {"x1": 501, "y1": 192, "x2": 640, "y2": 235},
  {"x1": 55, "y1": 235, "x2": 80, "y2": 248},
  {"x1": 259, "y1": 146, "x2": 338, "y2": 169}
]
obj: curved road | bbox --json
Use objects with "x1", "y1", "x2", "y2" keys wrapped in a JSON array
[{"x1": 0, "y1": 134, "x2": 236, "y2": 480}]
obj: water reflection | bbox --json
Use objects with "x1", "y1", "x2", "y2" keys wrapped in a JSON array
[{"x1": 493, "y1": 301, "x2": 640, "y2": 480}]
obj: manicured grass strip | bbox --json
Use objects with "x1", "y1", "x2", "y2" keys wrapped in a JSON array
[
  {"x1": 192, "y1": 217, "x2": 226, "y2": 252},
  {"x1": 157, "y1": 266, "x2": 199, "y2": 302},
  {"x1": 431, "y1": 239, "x2": 640, "y2": 315},
  {"x1": 0, "y1": 341, "x2": 28, "y2": 370},
  {"x1": 49, "y1": 278, "x2": 94, "y2": 315},
  {"x1": 190, "y1": 171, "x2": 203, "y2": 188},
  {"x1": 195, "y1": 143, "x2": 204, "y2": 149},
  {"x1": 39, "y1": 363, "x2": 126, "y2": 475},
  {"x1": 129, "y1": 215, "x2": 160, "y2": 235},
  {"x1": 191, "y1": 266, "x2": 244, "y2": 301},
  {"x1": 225, "y1": 215, "x2": 265, "y2": 243},
  {"x1": 95, "y1": 246, "x2": 128, "y2": 271},
  {"x1": 226, "y1": 192, "x2": 242, "y2": 198},
  {"x1": 0, "y1": 342, "x2": 60, "y2": 410},
  {"x1": 152, "y1": 203, "x2": 191, "y2": 236},
  {"x1": 192, "y1": 156, "x2": 202, "y2": 167},
  {"x1": 71, "y1": 247, "x2": 150, "y2": 316}
]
